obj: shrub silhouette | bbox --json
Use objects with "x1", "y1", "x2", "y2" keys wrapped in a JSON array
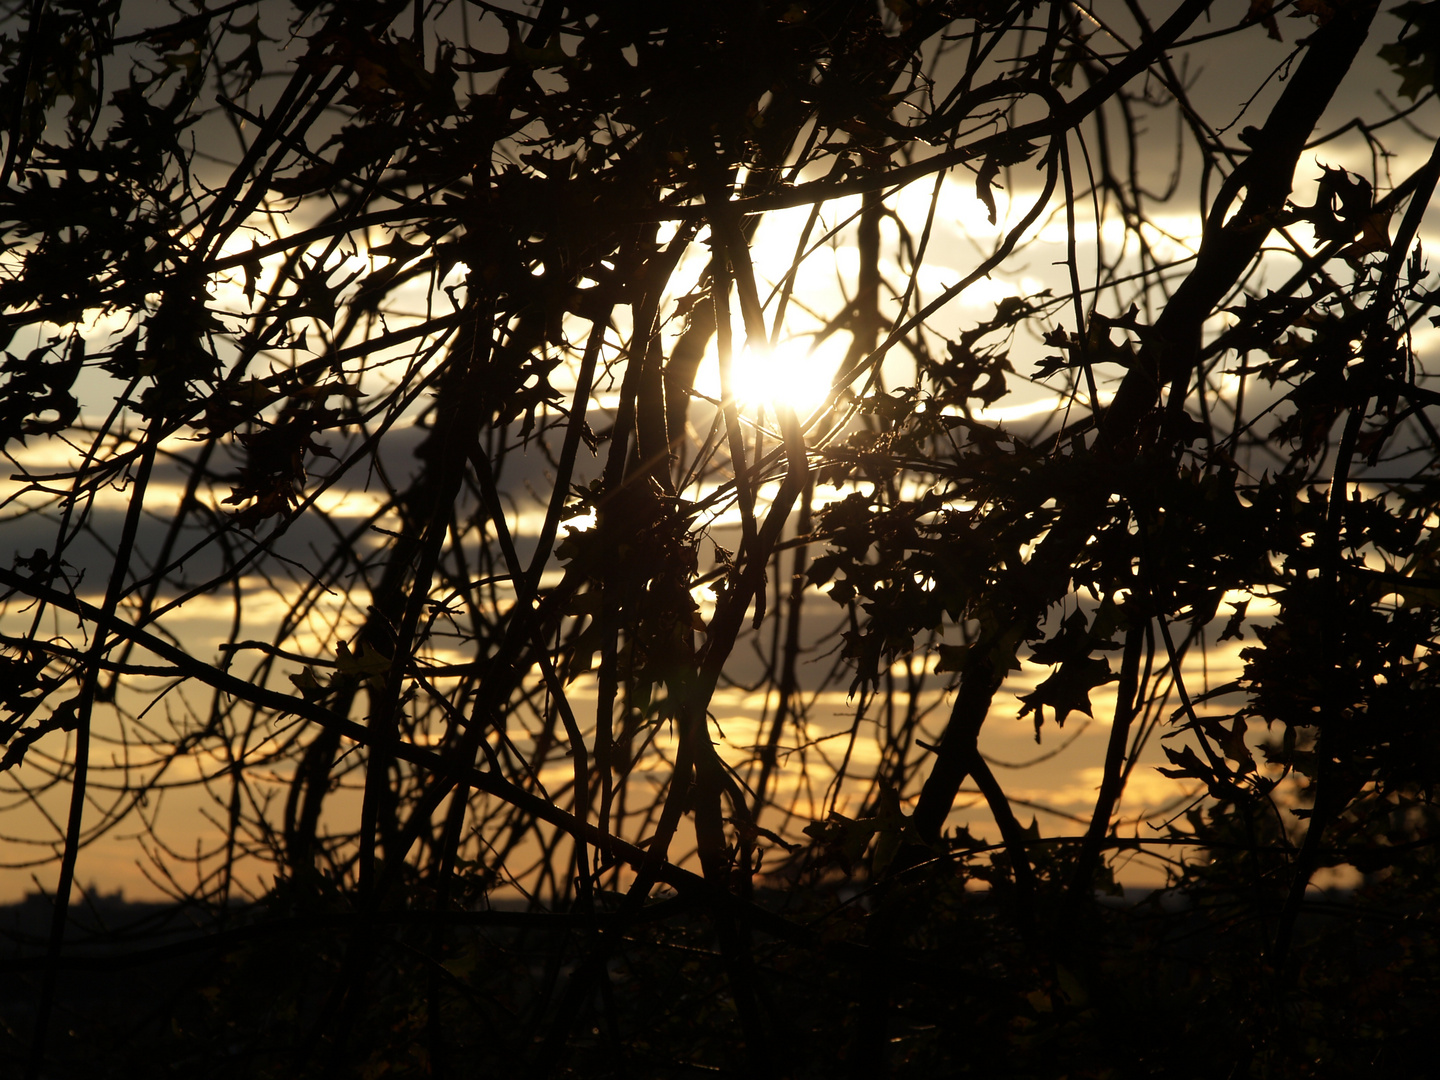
[{"x1": 2, "y1": 0, "x2": 1439, "y2": 1075}]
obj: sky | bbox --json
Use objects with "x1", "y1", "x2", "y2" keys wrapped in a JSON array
[{"x1": 1, "y1": 0, "x2": 1434, "y2": 902}]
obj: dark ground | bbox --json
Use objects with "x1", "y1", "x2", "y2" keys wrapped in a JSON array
[{"x1": 1, "y1": 867, "x2": 1437, "y2": 1079}]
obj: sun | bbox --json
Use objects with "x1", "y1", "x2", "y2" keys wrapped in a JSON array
[{"x1": 694, "y1": 331, "x2": 843, "y2": 417}]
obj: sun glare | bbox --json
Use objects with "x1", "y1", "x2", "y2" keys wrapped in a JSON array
[{"x1": 695, "y1": 331, "x2": 843, "y2": 416}]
